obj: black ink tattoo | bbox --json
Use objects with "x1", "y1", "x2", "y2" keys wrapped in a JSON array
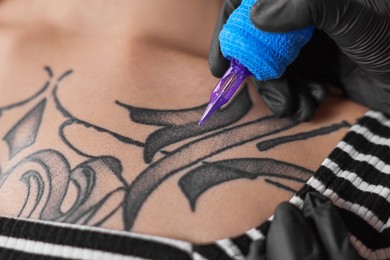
[
  {"x1": 264, "y1": 179, "x2": 297, "y2": 193},
  {"x1": 1, "y1": 149, "x2": 126, "y2": 226},
  {"x1": 178, "y1": 158, "x2": 312, "y2": 211},
  {"x1": 0, "y1": 68, "x2": 126, "y2": 228},
  {"x1": 19, "y1": 170, "x2": 44, "y2": 218},
  {"x1": 122, "y1": 115, "x2": 297, "y2": 229},
  {"x1": 0, "y1": 66, "x2": 351, "y2": 232},
  {"x1": 53, "y1": 77, "x2": 145, "y2": 158},
  {"x1": 116, "y1": 89, "x2": 252, "y2": 164},
  {"x1": 3, "y1": 99, "x2": 46, "y2": 159},
  {"x1": 257, "y1": 121, "x2": 351, "y2": 151}
]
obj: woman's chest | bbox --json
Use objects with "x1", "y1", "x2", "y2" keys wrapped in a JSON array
[{"x1": 0, "y1": 28, "x2": 367, "y2": 243}]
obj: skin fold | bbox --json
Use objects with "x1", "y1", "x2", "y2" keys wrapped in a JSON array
[{"x1": 0, "y1": 0, "x2": 367, "y2": 243}]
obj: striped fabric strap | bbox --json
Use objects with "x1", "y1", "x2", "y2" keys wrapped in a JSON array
[
  {"x1": 0, "y1": 217, "x2": 193, "y2": 260},
  {"x1": 292, "y1": 111, "x2": 390, "y2": 260}
]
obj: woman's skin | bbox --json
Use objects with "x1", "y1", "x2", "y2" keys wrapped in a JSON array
[{"x1": 0, "y1": 0, "x2": 367, "y2": 243}]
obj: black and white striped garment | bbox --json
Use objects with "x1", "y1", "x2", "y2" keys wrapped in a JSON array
[{"x1": 0, "y1": 110, "x2": 389, "y2": 260}]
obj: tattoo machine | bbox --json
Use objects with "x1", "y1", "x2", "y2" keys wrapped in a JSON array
[{"x1": 199, "y1": 0, "x2": 314, "y2": 125}]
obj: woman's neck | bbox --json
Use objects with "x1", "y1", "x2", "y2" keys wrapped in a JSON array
[{"x1": 0, "y1": 0, "x2": 222, "y2": 56}]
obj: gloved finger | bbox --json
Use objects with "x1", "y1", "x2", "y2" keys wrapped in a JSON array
[
  {"x1": 246, "y1": 239, "x2": 267, "y2": 260},
  {"x1": 291, "y1": 83, "x2": 318, "y2": 122},
  {"x1": 290, "y1": 30, "x2": 341, "y2": 87},
  {"x1": 250, "y1": 0, "x2": 313, "y2": 32},
  {"x1": 209, "y1": 0, "x2": 242, "y2": 77},
  {"x1": 340, "y1": 57, "x2": 390, "y2": 115},
  {"x1": 305, "y1": 81, "x2": 327, "y2": 104},
  {"x1": 250, "y1": 0, "x2": 373, "y2": 34},
  {"x1": 252, "y1": 78, "x2": 296, "y2": 118},
  {"x1": 303, "y1": 192, "x2": 363, "y2": 260},
  {"x1": 267, "y1": 202, "x2": 326, "y2": 260}
]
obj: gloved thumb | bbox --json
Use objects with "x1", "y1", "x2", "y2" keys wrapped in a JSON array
[
  {"x1": 250, "y1": 0, "x2": 374, "y2": 36},
  {"x1": 250, "y1": 0, "x2": 312, "y2": 32}
]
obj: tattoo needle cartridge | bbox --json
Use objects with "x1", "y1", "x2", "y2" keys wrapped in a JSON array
[
  {"x1": 198, "y1": 59, "x2": 252, "y2": 126},
  {"x1": 198, "y1": 0, "x2": 314, "y2": 126}
]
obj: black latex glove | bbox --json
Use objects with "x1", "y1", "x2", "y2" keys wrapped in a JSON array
[
  {"x1": 250, "y1": 0, "x2": 390, "y2": 115},
  {"x1": 210, "y1": 0, "x2": 334, "y2": 122},
  {"x1": 246, "y1": 192, "x2": 362, "y2": 260}
]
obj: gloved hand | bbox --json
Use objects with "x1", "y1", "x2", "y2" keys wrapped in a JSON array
[
  {"x1": 250, "y1": 0, "x2": 390, "y2": 116},
  {"x1": 246, "y1": 192, "x2": 362, "y2": 260},
  {"x1": 210, "y1": 0, "x2": 333, "y2": 121},
  {"x1": 210, "y1": 0, "x2": 390, "y2": 120}
]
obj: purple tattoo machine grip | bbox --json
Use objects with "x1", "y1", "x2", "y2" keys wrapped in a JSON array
[{"x1": 199, "y1": 0, "x2": 314, "y2": 125}]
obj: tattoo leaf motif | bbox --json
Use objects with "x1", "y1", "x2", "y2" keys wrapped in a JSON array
[
  {"x1": 178, "y1": 158, "x2": 313, "y2": 211},
  {"x1": 116, "y1": 88, "x2": 252, "y2": 164},
  {"x1": 3, "y1": 99, "x2": 46, "y2": 159}
]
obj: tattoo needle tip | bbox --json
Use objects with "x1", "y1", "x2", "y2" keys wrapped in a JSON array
[
  {"x1": 198, "y1": 59, "x2": 251, "y2": 126},
  {"x1": 198, "y1": 102, "x2": 218, "y2": 126}
]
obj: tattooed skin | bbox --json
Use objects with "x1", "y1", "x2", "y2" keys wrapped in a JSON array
[{"x1": 0, "y1": 67, "x2": 350, "y2": 230}]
